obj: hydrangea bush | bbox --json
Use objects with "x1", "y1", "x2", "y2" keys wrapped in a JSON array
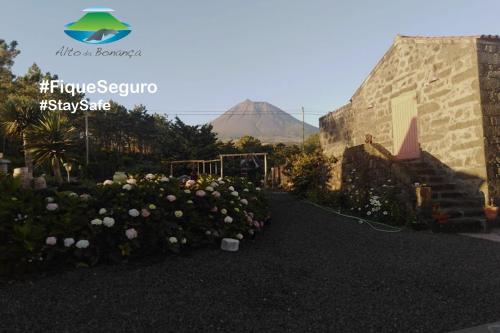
[{"x1": 0, "y1": 174, "x2": 269, "y2": 275}]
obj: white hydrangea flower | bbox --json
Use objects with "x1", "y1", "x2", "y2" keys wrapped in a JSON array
[
  {"x1": 103, "y1": 180, "x2": 113, "y2": 186},
  {"x1": 187, "y1": 200, "x2": 194, "y2": 204},
  {"x1": 149, "y1": 204, "x2": 157, "y2": 210},
  {"x1": 46, "y1": 203, "x2": 58, "y2": 211},
  {"x1": 122, "y1": 184, "x2": 133, "y2": 191},
  {"x1": 64, "y1": 238, "x2": 75, "y2": 247},
  {"x1": 195, "y1": 190, "x2": 206, "y2": 197},
  {"x1": 91, "y1": 218, "x2": 103, "y2": 225},
  {"x1": 184, "y1": 189, "x2": 191, "y2": 194},
  {"x1": 181, "y1": 238, "x2": 187, "y2": 244},
  {"x1": 243, "y1": 188, "x2": 249, "y2": 192},
  {"x1": 240, "y1": 199, "x2": 248, "y2": 205},
  {"x1": 126, "y1": 178, "x2": 137, "y2": 185},
  {"x1": 175, "y1": 210, "x2": 183, "y2": 218},
  {"x1": 128, "y1": 209, "x2": 140, "y2": 217},
  {"x1": 166, "y1": 195, "x2": 176, "y2": 202},
  {"x1": 45, "y1": 196, "x2": 54, "y2": 203},
  {"x1": 235, "y1": 233, "x2": 243, "y2": 240},
  {"x1": 256, "y1": 187, "x2": 261, "y2": 191},
  {"x1": 185, "y1": 179, "x2": 196, "y2": 188},
  {"x1": 205, "y1": 186, "x2": 214, "y2": 192},
  {"x1": 212, "y1": 191, "x2": 221, "y2": 198},
  {"x1": 75, "y1": 240, "x2": 90, "y2": 249},
  {"x1": 224, "y1": 216, "x2": 233, "y2": 224},
  {"x1": 231, "y1": 191, "x2": 239, "y2": 197},
  {"x1": 168, "y1": 236, "x2": 178, "y2": 244},
  {"x1": 145, "y1": 173, "x2": 155, "y2": 180},
  {"x1": 228, "y1": 186, "x2": 235, "y2": 191},
  {"x1": 221, "y1": 208, "x2": 227, "y2": 215},
  {"x1": 160, "y1": 176, "x2": 169, "y2": 182},
  {"x1": 99, "y1": 208, "x2": 107, "y2": 215},
  {"x1": 103, "y1": 217, "x2": 115, "y2": 227}
]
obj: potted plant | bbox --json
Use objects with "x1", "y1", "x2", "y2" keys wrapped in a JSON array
[
  {"x1": 430, "y1": 204, "x2": 449, "y2": 233},
  {"x1": 485, "y1": 199, "x2": 498, "y2": 222}
]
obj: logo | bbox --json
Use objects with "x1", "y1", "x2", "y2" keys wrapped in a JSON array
[{"x1": 64, "y1": 7, "x2": 131, "y2": 44}]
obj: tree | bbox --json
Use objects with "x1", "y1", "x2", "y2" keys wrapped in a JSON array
[
  {"x1": 1, "y1": 96, "x2": 41, "y2": 174},
  {"x1": 236, "y1": 135, "x2": 263, "y2": 153},
  {"x1": 26, "y1": 111, "x2": 76, "y2": 184},
  {"x1": 303, "y1": 133, "x2": 320, "y2": 154}
]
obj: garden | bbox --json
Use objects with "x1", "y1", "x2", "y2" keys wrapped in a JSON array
[{"x1": 0, "y1": 173, "x2": 269, "y2": 275}]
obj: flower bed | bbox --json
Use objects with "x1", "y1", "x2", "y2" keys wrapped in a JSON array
[{"x1": 0, "y1": 174, "x2": 269, "y2": 275}]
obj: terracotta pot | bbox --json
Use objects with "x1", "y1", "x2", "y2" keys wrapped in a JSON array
[{"x1": 485, "y1": 207, "x2": 498, "y2": 221}]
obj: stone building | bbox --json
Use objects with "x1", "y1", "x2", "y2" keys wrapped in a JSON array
[{"x1": 320, "y1": 35, "x2": 500, "y2": 225}]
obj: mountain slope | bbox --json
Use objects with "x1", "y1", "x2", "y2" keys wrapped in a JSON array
[
  {"x1": 67, "y1": 12, "x2": 129, "y2": 31},
  {"x1": 211, "y1": 99, "x2": 318, "y2": 143}
]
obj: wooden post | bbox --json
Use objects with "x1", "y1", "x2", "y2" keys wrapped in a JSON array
[
  {"x1": 215, "y1": 162, "x2": 218, "y2": 175},
  {"x1": 220, "y1": 156, "x2": 224, "y2": 178},
  {"x1": 264, "y1": 154, "x2": 268, "y2": 188},
  {"x1": 170, "y1": 163, "x2": 173, "y2": 177},
  {"x1": 209, "y1": 163, "x2": 212, "y2": 174},
  {"x1": 203, "y1": 161, "x2": 206, "y2": 174}
]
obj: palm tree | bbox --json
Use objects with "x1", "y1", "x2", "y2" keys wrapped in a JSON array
[
  {"x1": 26, "y1": 111, "x2": 76, "y2": 185},
  {"x1": 0, "y1": 96, "x2": 41, "y2": 175}
]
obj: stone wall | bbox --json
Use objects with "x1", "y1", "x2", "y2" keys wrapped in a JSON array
[
  {"x1": 477, "y1": 37, "x2": 500, "y2": 204},
  {"x1": 321, "y1": 36, "x2": 489, "y2": 197}
]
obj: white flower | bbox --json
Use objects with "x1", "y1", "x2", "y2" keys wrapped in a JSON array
[
  {"x1": 175, "y1": 210, "x2": 183, "y2": 218},
  {"x1": 224, "y1": 216, "x2": 233, "y2": 224},
  {"x1": 45, "y1": 196, "x2": 54, "y2": 203},
  {"x1": 160, "y1": 176, "x2": 169, "y2": 182},
  {"x1": 46, "y1": 203, "x2": 58, "y2": 211},
  {"x1": 103, "y1": 180, "x2": 113, "y2": 186},
  {"x1": 234, "y1": 207, "x2": 240, "y2": 212},
  {"x1": 99, "y1": 208, "x2": 107, "y2": 215},
  {"x1": 91, "y1": 218, "x2": 103, "y2": 226},
  {"x1": 210, "y1": 182, "x2": 218, "y2": 188},
  {"x1": 218, "y1": 180, "x2": 225, "y2": 185},
  {"x1": 63, "y1": 238, "x2": 75, "y2": 247},
  {"x1": 243, "y1": 188, "x2": 249, "y2": 192},
  {"x1": 205, "y1": 230, "x2": 212, "y2": 235},
  {"x1": 168, "y1": 236, "x2": 178, "y2": 244},
  {"x1": 103, "y1": 217, "x2": 115, "y2": 227},
  {"x1": 240, "y1": 199, "x2": 248, "y2": 205},
  {"x1": 212, "y1": 191, "x2": 221, "y2": 198},
  {"x1": 256, "y1": 187, "x2": 261, "y2": 191},
  {"x1": 126, "y1": 178, "x2": 137, "y2": 185},
  {"x1": 45, "y1": 236, "x2": 57, "y2": 246},
  {"x1": 75, "y1": 240, "x2": 90, "y2": 249},
  {"x1": 235, "y1": 233, "x2": 243, "y2": 240},
  {"x1": 184, "y1": 189, "x2": 191, "y2": 194},
  {"x1": 181, "y1": 238, "x2": 187, "y2": 244},
  {"x1": 221, "y1": 208, "x2": 227, "y2": 215},
  {"x1": 125, "y1": 228, "x2": 138, "y2": 240},
  {"x1": 149, "y1": 204, "x2": 157, "y2": 210},
  {"x1": 185, "y1": 179, "x2": 196, "y2": 188},
  {"x1": 367, "y1": 211, "x2": 372, "y2": 216},
  {"x1": 128, "y1": 209, "x2": 140, "y2": 217},
  {"x1": 383, "y1": 211, "x2": 388, "y2": 215},
  {"x1": 80, "y1": 193, "x2": 91, "y2": 201},
  {"x1": 187, "y1": 200, "x2": 193, "y2": 204},
  {"x1": 248, "y1": 229, "x2": 254, "y2": 235},
  {"x1": 231, "y1": 191, "x2": 239, "y2": 197},
  {"x1": 205, "y1": 186, "x2": 214, "y2": 192},
  {"x1": 122, "y1": 184, "x2": 133, "y2": 191},
  {"x1": 166, "y1": 195, "x2": 176, "y2": 202},
  {"x1": 195, "y1": 190, "x2": 206, "y2": 197},
  {"x1": 228, "y1": 186, "x2": 235, "y2": 191},
  {"x1": 145, "y1": 173, "x2": 155, "y2": 180},
  {"x1": 67, "y1": 192, "x2": 78, "y2": 198}
]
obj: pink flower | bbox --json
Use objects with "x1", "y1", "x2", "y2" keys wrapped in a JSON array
[
  {"x1": 166, "y1": 195, "x2": 176, "y2": 202},
  {"x1": 212, "y1": 191, "x2": 221, "y2": 198},
  {"x1": 253, "y1": 220, "x2": 260, "y2": 228},
  {"x1": 141, "y1": 208, "x2": 151, "y2": 218},
  {"x1": 46, "y1": 236, "x2": 57, "y2": 246},
  {"x1": 195, "y1": 190, "x2": 206, "y2": 197},
  {"x1": 125, "y1": 228, "x2": 138, "y2": 240},
  {"x1": 211, "y1": 206, "x2": 218, "y2": 212},
  {"x1": 185, "y1": 179, "x2": 196, "y2": 188}
]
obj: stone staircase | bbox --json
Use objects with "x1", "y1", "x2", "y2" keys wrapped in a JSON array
[{"x1": 401, "y1": 158, "x2": 485, "y2": 228}]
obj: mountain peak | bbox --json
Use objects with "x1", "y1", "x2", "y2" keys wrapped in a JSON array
[{"x1": 211, "y1": 100, "x2": 318, "y2": 143}]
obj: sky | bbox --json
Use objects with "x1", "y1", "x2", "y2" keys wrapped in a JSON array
[{"x1": 1, "y1": 0, "x2": 498, "y2": 126}]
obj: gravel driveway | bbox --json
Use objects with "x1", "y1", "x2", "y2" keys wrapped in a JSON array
[{"x1": 1, "y1": 192, "x2": 499, "y2": 332}]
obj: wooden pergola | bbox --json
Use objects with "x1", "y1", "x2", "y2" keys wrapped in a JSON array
[
  {"x1": 166, "y1": 153, "x2": 268, "y2": 186},
  {"x1": 167, "y1": 159, "x2": 220, "y2": 176}
]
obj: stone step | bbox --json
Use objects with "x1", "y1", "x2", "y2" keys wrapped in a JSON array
[
  {"x1": 445, "y1": 207, "x2": 484, "y2": 219},
  {"x1": 436, "y1": 198, "x2": 484, "y2": 208},
  {"x1": 446, "y1": 216, "x2": 485, "y2": 225}
]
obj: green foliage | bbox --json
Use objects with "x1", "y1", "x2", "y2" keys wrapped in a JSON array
[
  {"x1": 0, "y1": 173, "x2": 269, "y2": 275},
  {"x1": 284, "y1": 150, "x2": 336, "y2": 197},
  {"x1": 236, "y1": 135, "x2": 263, "y2": 153},
  {"x1": 303, "y1": 133, "x2": 320, "y2": 154}
]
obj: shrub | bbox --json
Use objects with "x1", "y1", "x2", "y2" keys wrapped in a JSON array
[{"x1": 0, "y1": 173, "x2": 269, "y2": 275}]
